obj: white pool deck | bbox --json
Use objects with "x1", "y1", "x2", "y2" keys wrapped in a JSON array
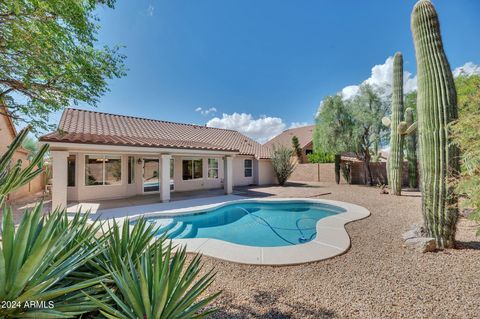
[{"x1": 90, "y1": 195, "x2": 370, "y2": 266}]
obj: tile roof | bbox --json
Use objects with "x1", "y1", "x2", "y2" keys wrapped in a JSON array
[
  {"x1": 40, "y1": 108, "x2": 271, "y2": 158},
  {"x1": 263, "y1": 125, "x2": 315, "y2": 150}
]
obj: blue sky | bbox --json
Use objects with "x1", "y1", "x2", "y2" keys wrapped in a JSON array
[{"x1": 64, "y1": 0, "x2": 480, "y2": 142}]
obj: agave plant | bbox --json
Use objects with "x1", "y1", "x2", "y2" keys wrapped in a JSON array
[
  {"x1": 0, "y1": 126, "x2": 48, "y2": 206},
  {"x1": 87, "y1": 243, "x2": 220, "y2": 319},
  {"x1": 85, "y1": 218, "x2": 163, "y2": 278},
  {"x1": 0, "y1": 204, "x2": 106, "y2": 318}
]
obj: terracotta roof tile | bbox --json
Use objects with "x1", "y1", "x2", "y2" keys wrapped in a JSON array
[
  {"x1": 263, "y1": 125, "x2": 315, "y2": 150},
  {"x1": 40, "y1": 108, "x2": 271, "y2": 158}
]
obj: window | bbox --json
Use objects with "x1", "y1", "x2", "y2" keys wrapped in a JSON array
[
  {"x1": 244, "y1": 159, "x2": 253, "y2": 177},
  {"x1": 67, "y1": 155, "x2": 76, "y2": 187},
  {"x1": 208, "y1": 158, "x2": 219, "y2": 179},
  {"x1": 85, "y1": 155, "x2": 122, "y2": 186},
  {"x1": 182, "y1": 159, "x2": 203, "y2": 180},
  {"x1": 128, "y1": 156, "x2": 135, "y2": 184}
]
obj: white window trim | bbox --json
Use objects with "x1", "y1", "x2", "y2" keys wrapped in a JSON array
[
  {"x1": 244, "y1": 159, "x2": 253, "y2": 178},
  {"x1": 182, "y1": 158, "x2": 203, "y2": 181},
  {"x1": 85, "y1": 154, "x2": 123, "y2": 187},
  {"x1": 207, "y1": 158, "x2": 219, "y2": 179}
]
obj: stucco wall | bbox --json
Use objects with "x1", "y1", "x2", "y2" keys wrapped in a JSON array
[
  {"x1": 233, "y1": 156, "x2": 255, "y2": 186},
  {"x1": 254, "y1": 159, "x2": 277, "y2": 185}
]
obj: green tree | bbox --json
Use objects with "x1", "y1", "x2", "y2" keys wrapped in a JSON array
[
  {"x1": 291, "y1": 135, "x2": 303, "y2": 163},
  {"x1": 349, "y1": 85, "x2": 389, "y2": 185},
  {"x1": 0, "y1": 0, "x2": 126, "y2": 132},
  {"x1": 315, "y1": 85, "x2": 389, "y2": 185},
  {"x1": 452, "y1": 74, "x2": 480, "y2": 235},
  {"x1": 313, "y1": 95, "x2": 356, "y2": 156}
]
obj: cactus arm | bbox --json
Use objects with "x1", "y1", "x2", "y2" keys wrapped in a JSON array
[
  {"x1": 411, "y1": 0, "x2": 460, "y2": 248},
  {"x1": 404, "y1": 107, "x2": 418, "y2": 188},
  {"x1": 386, "y1": 52, "x2": 405, "y2": 196}
]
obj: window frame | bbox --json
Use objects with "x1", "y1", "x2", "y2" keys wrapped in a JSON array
[
  {"x1": 128, "y1": 156, "x2": 135, "y2": 184},
  {"x1": 67, "y1": 155, "x2": 76, "y2": 187},
  {"x1": 85, "y1": 154, "x2": 122, "y2": 186},
  {"x1": 182, "y1": 158, "x2": 203, "y2": 181},
  {"x1": 207, "y1": 158, "x2": 219, "y2": 179},
  {"x1": 244, "y1": 159, "x2": 253, "y2": 177}
]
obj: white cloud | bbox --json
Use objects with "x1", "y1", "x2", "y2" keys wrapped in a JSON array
[
  {"x1": 453, "y1": 62, "x2": 480, "y2": 77},
  {"x1": 289, "y1": 122, "x2": 310, "y2": 129},
  {"x1": 195, "y1": 107, "x2": 217, "y2": 116},
  {"x1": 340, "y1": 56, "x2": 418, "y2": 100},
  {"x1": 147, "y1": 4, "x2": 154, "y2": 16},
  {"x1": 207, "y1": 113, "x2": 286, "y2": 143}
]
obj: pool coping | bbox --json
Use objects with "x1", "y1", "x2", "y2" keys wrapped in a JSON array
[{"x1": 112, "y1": 197, "x2": 370, "y2": 266}]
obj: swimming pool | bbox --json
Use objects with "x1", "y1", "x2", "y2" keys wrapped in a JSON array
[
  {"x1": 142, "y1": 201, "x2": 345, "y2": 247},
  {"x1": 126, "y1": 198, "x2": 370, "y2": 265}
]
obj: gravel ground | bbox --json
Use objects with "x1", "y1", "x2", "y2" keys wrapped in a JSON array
[{"x1": 199, "y1": 182, "x2": 480, "y2": 319}]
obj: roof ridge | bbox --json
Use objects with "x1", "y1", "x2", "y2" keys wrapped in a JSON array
[{"x1": 65, "y1": 107, "x2": 240, "y2": 133}]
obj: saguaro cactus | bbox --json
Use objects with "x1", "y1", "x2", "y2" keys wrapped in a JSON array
[
  {"x1": 404, "y1": 107, "x2": 418, "y2": 188},
  {"x1": 387, "y1": 52, "x2": 404, "y2": 195},
  {"x1": 411, "y1": 0, "x2": 460, "y2": 248}
]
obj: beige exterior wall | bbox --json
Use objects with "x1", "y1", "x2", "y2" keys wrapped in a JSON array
[
  {"x1": 64, "y1": 150, "x2": 260, "y2": 202},
  {"x1": 233, "y1": 156, "x2": 255, "y2": 186},
  {"x1": 254, "y1": 159, "x2": 277, "y2": 185}
]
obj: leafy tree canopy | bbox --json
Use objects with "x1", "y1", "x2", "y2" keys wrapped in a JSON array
[
  {"x1": 451, "y1": 74, "x2": 480, "y2": 231},
  {"x1": 0, "y1": 0, "x2": 126, "y2": 132},
  {"x1": 314, "y1": 84, "x2": 389, "y2": 184}
]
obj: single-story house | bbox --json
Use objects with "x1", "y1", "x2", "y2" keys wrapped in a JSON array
[
  {"x1": 40, "y1": 108, "x2": 276, "y2": 209},
  {"x1": 264, "y1": 125, "x2": 315, "y2": 163},
  {"x1": 0, "y1": 106, "x2": 45, "y2": 201}
]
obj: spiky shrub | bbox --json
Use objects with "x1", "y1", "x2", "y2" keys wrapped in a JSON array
[
  {"x1": 334, "y1": 154, "x2": 341, "y2": 184},
  {"x1": 271, "y1": 145, "x2": 295, "y2": 185},
  {"x1": 87, "y1": 244, "x2": 219, "y2": 319},
  {"x1": 0, "y1": 126, "x2": 48, "y2": 206},
  {"x1": 387, "y1": 52, "x2": 405, "y2": 195},
  {"x1": 404, "y1": 107, "x2": 418, "y2": 188},
  {"x1": 411, "y1": 0, "x2": 460, "y2": 248}
]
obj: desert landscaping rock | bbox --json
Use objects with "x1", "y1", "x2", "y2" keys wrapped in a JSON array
[
  {"x1": 195, "y1": 182, "x2": 480, "y2": 319},
  {"x1": 404, "y1": 237, "x2": 436, "y2": 253},
  {"x1": 402, "y1": 224, "x2": 427, "y2": 240}
]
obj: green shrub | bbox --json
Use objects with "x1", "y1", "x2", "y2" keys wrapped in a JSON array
[
  {"x1": 271, "y1": 145, "x2": 295, "y2": 185},
  {"x1": 452, "y1": 75, "x2": 480, "y2": 235},
  {"x1": 307, "y1": 151, "x2": 335, "y2": 164}
]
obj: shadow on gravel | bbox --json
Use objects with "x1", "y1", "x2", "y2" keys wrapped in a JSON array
[
  {"x1": 456, "y1": 240, "x2": 480, "y2": 250},
  {"x1": 209, "y1": 289, "x2": 336, "y2": 319}
]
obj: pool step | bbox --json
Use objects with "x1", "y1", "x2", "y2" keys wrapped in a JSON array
[
  {"x1": 166, "y1": 222, "x2": 186, "y2": 238},
  {"x1": 175, "y1": 224, "x2": 195, "y2": 239},
  {"x1": 148, "y1": 219, "x2": 176, "y2": 235}
]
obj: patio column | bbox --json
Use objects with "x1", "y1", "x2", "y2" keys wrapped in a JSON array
[
  {"x1": 224, "y1": 155, "x2": 233, "y2": 194},
  {"x1": 51, "y1": 150, "x2": 69, "y2": 210},
  {"x1": 160, "y1": 154, "x2": 171, "y2": 202}
]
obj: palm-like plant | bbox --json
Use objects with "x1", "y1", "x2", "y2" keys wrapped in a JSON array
[
  {"x1": 0, "y1": 204, "x2": 105, "y2": 318},
  {"x1": 87, "y1": 243, "x2": 220, "y2": 319},
  {"x1": 0, "y1": 126, "x2": 48, "y2": 206}
]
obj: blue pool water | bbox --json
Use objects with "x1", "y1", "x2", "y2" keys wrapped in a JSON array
[{"x1": 141, "y1": 201, "x2": 345, "y2": 247}]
